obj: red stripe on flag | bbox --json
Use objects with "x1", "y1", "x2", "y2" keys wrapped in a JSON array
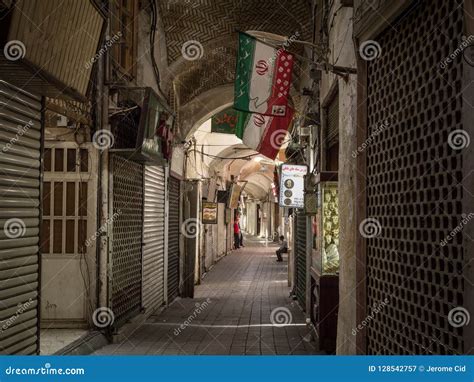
[
  {"x1": 266, "y1": 50, "x2": 294, "y2": 117},
  {"x1": 257, "y1": 108, "x2": 294, "y2": 159}
]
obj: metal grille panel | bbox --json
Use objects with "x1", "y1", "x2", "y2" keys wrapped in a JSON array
[
  {"x1": 366, "y1": 0, "x2": 464, "y2": 354},
  {"x1": 326, "y1": 93, "x2": 339, "y2": 148},
  {"x1": 295, "y1": 212, "x2": 307, "y2": 309},
  {"x1": 167, "y1": 177, "x2": 180, "y2": 302},
  {"x1": 111, "y1": 155, "x2": 143, "y2": 325},
  {"x1": 0, "y1": 80, "x2": 41, "y2": 355},
  {"x1": 142, "y1": 166, "x2": 166, "y2": 315}
]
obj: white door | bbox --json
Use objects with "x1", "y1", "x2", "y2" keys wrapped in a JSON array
[{"x1": 40, "y1": 142, "x2": 97, "y2": 327}]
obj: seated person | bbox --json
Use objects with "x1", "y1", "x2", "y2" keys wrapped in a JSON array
[{"x1": 276, "y1": 235, "x2": 288, "y2": 262}]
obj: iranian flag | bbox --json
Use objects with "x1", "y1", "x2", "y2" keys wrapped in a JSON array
[
  {"x1": 234, "y1": 32, "x2": 294, "y2": 117},
  {"x1": 235, "y1": 108, "x2": 294, "y2": 160}
]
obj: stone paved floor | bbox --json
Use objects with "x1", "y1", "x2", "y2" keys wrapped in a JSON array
[
  {"x1": 94, "y1": 235, "x2": 319, "y2": 355},
  {"x1": 40, "y1": 328, "x2": 88, "y2": 355}
]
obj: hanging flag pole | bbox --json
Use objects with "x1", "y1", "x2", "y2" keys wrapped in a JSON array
[{"x1": 236, "y1": 30, "x2": 357, "y2": 78}]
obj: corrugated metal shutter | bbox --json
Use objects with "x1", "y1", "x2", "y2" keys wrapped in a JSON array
[
  {"x1": 295, "y1": 211, "x2": 306, "y2": 310},
  {"x1": 167, "y1": 176, "x2": 180, "y2": 302},
  {"x1": 0, "y1": 80, "x2": 42, "y2": 354},
  {"x1": 110, "y1": 155, "x2": 143, "y2": 326},
  {"x1": 142, "y1": 165, "x2": 166, "y2": 315}
]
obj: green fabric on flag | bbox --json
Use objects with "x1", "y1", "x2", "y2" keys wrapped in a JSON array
[
  {"x1": 234, "y1": 33, "x2": 255, "y2": 112},
  {"x1": 235, "y1": 110, "x2": 250, "y2": 139}
]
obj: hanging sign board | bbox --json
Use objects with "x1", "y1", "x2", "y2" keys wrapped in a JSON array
[
  {"x1": 207, "y1": 179, "x2": 217, "y2": 202},
  {"x1": 279, "y1": 164, "x2": 308, "y2": 208},
  {"x1": 228, "y1": 184, "x2": 242, "y2": 209},
  {"x1": 202, "y1": 202, "x2": 218, "y2": 224},
  {"x1": 211, "y1": 108, "x2": 239, "y2": 134}
]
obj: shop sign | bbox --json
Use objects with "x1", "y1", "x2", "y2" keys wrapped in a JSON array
[
  {"x1": 202, "y1": 202, "x2": 218, "y2": 224},
  {"x1": 279, "y1": 164, "x2": 307, "y2": 208},
  {"x1": 228, "y1": 184, "x2": 242, "y2": 209}
]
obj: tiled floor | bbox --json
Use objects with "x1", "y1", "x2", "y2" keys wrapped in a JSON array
[{"x1": 94, "y1": 236, "x2": 319, "y2": 355}]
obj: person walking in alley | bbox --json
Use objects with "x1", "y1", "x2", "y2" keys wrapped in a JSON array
[
  {"x1": 239, "y1": 221, "x2": 244, "y2": 247},
  {"x1": 276, "y1": 235, "x2": 288, "y2": 262},
  {"x1": 234, "y1": 217, "x2": 241, "y2": 249}
]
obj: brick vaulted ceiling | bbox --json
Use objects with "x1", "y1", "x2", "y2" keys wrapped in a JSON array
[{"x1": 159, "y1": 0, "x2": 313, "y2": 126}]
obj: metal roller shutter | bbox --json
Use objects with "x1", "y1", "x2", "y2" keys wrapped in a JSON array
[
  {"x1": 295, "y1": 212, "x2": 306, "y2": 309},
  {"x1": 142, "y1": 165, "x2": 166, "y2": 315},
  {"x1": 110, "y1": 155, "x2": 143, "y2": 325},
  {"x1": 0, "y1": 80, "x2": 42, "y2": 354},
  {"x1": 167, "y1": 177, "x2": 180, "y2": 302},
  {"x1": 365, "y1": 0, "x2": 464, "y2": 354}
]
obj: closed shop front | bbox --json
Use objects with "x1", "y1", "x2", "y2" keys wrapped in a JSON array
[
  {"x1": 0, "y1": 81, "x2": 42, "y2": 354},
  {"x1": 109, "y1": 155, "x2": 143, "y2": 326},
  {"x1": 294, "y1": 211, "x2": 307, "y2": 310},
  {"x1": 167, "y1": 176, "x2": 180, "y2": 302},
  {"x1": 142, "y1": 165, "x2": 166, "y2": 316},
  {"x1": 363, "y1": 0, "x2": 467, "y2": 354}
]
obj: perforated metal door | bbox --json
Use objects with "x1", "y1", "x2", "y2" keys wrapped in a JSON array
[
  {"x1": 295, "y1": 212, "x2": 307, "y2": 309},
  {"x1": 167, "y1": 176, "x2": 180, "y2": 302},
  {"x1": 110, "y1": 155, "x2": 143, "y2": 325},
  {"x1": 365, "y1": 0, "x2": 464, "y2": 354},
  {"x1": 142, "y1": 166, "x2": 166, "y2": 315},
  {"x1": 0, "y1": 80, "x2": 41, "y2": 354}
]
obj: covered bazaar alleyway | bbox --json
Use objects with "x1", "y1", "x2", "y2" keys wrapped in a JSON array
[{"x1": 94, "y1": 236, "x2": 318, "y2": 355}]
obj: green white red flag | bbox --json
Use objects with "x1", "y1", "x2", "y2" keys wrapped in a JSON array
[
  {"x1": 234, "y1": 32, "x2": 294, "y2": 117},
  {"x1": 235, "y1": 108, "x2": 294, "y2": 160}
]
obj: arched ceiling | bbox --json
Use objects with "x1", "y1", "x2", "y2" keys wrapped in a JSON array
[
  {"x1": 208, "y1": 145, "x2": 276, "y2": 200},
  {"x1": 158, "y1": 0, "x2": 313, "y2": 138}
]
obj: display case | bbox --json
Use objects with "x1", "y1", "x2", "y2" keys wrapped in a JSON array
[
  {"x1": 309, "y1": 171, "x2": 339, "y2": 354},
  {"x1": 310, "y1": 173, "x2": 340, "y2": 276}
]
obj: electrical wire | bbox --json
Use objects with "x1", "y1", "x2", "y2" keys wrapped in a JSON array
[{"x1": 188, "y1": 148, "x2": 259, "y2": 160}]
